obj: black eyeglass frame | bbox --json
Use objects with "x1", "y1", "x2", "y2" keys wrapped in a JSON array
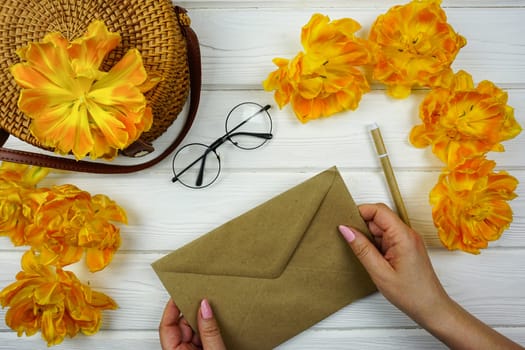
[{"x1": 171, "y1": 102, "x2": 273, "y2": 188}]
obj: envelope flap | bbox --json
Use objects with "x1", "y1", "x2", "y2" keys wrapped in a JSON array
[{"x1": 152, "y1": 168, "x2": 338, "y2": 279}]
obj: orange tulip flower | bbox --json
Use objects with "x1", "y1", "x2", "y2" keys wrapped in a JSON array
[
  {"x1": 0, "y1": 251, "x2": 117, "y2": 346},
  {"x1": 410, "y1": 70, "x2": 521, "y2": 168},
  {"x1": 430, "y1": 157, "x2": 518, "y2": 254},
  {"x1": 263, "y1": 14, "x2": 372, "y2": 122},
  {"x1": 10, "y1": 20, "x2": 159, "y2": 159},
  {"x1": 369, "y1": 0, "x2": 466, "y2": 98},
  {"x1": 0, "y1": 162, "x2": 127, "y2": 272},
  {"x1": 25, "y1": 184, "x2": 126, "y2": 272}
]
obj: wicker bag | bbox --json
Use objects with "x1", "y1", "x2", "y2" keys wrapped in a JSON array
[{"x1": 0, "y1": 0, "x2": 201, "y2": 173}]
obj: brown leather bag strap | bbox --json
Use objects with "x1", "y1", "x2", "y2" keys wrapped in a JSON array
[{"x1": 0, "y1": 6, "x2": 201, "y2": 174}]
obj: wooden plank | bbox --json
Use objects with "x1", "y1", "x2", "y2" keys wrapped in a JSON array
[
  {"x1": 4, "y1": 90, "x2": 525, "y2": 170},
  {"x1": 175, "y1": 0, "x2": 525, "y2": 9},
  {"x1": 0, "y1": 327, "x2": 523, "y2": 350},
  {"x1": 5, "y1": 169, "x2": 518, "y2": 250},
  {"x1": 178, "y1": 8, "x2": 525, "y2": 88},
  {"x1": 278, "y1": 327, "x2": 525, "y2": 349},
  {"x1": 0, "y1": 249, "x2": 524, "y2": 331}
]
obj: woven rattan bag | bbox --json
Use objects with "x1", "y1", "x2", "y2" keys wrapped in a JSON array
[{"x1": 0, "y1": 0, "x2": 201, "y2": 173}]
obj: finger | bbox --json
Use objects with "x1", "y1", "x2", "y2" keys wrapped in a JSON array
[
  {"x1": 160, "y1": 299, "x2": 181, "y2": 328},
  {"x1": 192, "y1": 332, "x2": 202, "y2": 347},
  {"x1": 368, "y1": 220, "x2": 385, "y2": 238},
  {"x1": 359, "y1": 203, "x2": 408, "y2": 233},
  {"x1": 358, "y1": 203, "x2": 397, "y2": 223},
  {"x1": 197, "y1": 299, "x2": 227, "y2": 350},
  {"x1": 179, "y1": 316, "x2": 195, "y2": 343},
  {"x1": 159, "y1": 299, "x2": 183, "y2": 349},
  {"x1": 338, "y1": 225, "x2": 393, "y2": 281}
]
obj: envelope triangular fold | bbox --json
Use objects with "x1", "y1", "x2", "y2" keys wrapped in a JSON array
[{"x1": 154, "y1": 168, "x2": 336, "y2": 279}]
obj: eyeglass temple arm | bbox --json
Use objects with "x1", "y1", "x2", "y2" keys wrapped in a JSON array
[
  {"x1": 228, "y1": 131, "x2": 273, "y2": 139},
  {"x1": 227, "y1": 132, "x2": 273, "y2": 146},
  {"x1": 196, "y1": 152, "x2": 207, "y2": 187},
  {"x1": 172, "y1": 148, "x2": 215, "y2": 183}
]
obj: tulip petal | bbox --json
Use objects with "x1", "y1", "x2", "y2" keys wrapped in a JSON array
[
  {"x1": 93, "y1": 49, "x2": 148, "y2": 89},
  {"x1": 69, "y1": 20, "x2": 121, "y2": 78},
  {"x1": 85, "y1": 100, "x2": 129, "y2": 149}
]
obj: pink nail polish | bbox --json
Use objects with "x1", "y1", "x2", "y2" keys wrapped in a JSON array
[
  {"x1": 338, "y1": 225, "x2": 356, "y2": 242},
  {"x1": 200, "y1": 299, "x2": 213, "y2": 320}
]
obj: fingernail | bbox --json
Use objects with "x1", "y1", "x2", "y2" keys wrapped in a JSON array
[
  {"x1": 338, "y1": 225, "x2": 356, "y2": 243},
  {"x1": 200, "y1": 299, "x2": 213, "y2": 320}
]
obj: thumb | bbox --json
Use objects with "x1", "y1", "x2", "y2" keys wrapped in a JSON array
[
  {"x1": 197, "y1": 299, "x2": 227, "y2": 350},
  {"x1": 338, "y1": 225, "x2": 391, "y2": 280}
]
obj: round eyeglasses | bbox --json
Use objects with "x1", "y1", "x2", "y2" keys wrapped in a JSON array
[{"x1": 171, "y1": 102, "x2": 273, "y2": 189}]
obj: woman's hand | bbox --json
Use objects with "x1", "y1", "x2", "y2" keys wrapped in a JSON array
[
  {"x1": 339, "y1": 203, "x2": 524, "y2": 350},
  {"x1": 159, "y1": 298, "x2": 226, "y2": 350},
  {"x1": 339, "y1": 203, "x2": 448, "y2": 324}
]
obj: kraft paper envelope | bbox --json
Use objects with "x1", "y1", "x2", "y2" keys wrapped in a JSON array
[{"x1": 152, "y1": 167, "x2": 377, "y2": 350}]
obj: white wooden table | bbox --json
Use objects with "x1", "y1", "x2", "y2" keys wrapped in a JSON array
[{"x1": 1, "y1": 1, "x2": 524, "y2": 349}]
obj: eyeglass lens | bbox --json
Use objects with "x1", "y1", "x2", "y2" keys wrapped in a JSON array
[
  {"x1": 172, "y1": 143, "x2": 221, "y2": 189},
  {"x1": 225, "y1": 102, "x2": 273, "y2": 150}
]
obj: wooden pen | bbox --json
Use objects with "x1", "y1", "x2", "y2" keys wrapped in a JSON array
[{"x1": 369, "y1": 123, "x2": 411, "y2": 226}]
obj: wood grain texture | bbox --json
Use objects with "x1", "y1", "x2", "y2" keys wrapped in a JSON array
[
  {"x1": 0, "y1": 250, "x2": 524, "y2": 331},
  {"x1": 184, "y1": 8, "x2": 525, "y2": 88},
  {"x1": 177, "y1": 1, "x2": 525, "y2": 8},
  {"x1": 5, "y1": 90, "x2": 525, "y2": 169},
  {"x1": 0, "y1": 328, "x2": 523, "y2": 350},
  {"x1": 0, "y1": 0, "x2": 524, "y2": 349}
]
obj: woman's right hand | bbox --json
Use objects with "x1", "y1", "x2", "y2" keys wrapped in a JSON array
[
  {"x1": 339, "y1": 203, "x2": 524, "y2": 350},
  {"x1": 338, "y1": 203, "x2": 449, "y2": 324}
]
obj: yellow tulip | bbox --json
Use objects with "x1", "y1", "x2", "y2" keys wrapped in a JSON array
[
  {"x1": 263, "y1": 14, "x2": 372, "y2": 122},
  {"x1": 369, "y1": 0, "x2": 466, "y2": 98},
  {"x1": 430, "y1": 157, "x2": 518, "y2": 254},
  {"x1": 0, "y1": 162, "x2": 127, "y2": 272},
  {"x1": 0, "y1": 251, "x2": 117, "y2": 346},
  {"x1": 24, "y1": 184, "x2": 126, "y2": 272},
  {"x1": 410, "y1": 70, "x2": 521, "y2": 168},
  {"x1": 10, "y1": 20, "x2": 158, "y2": 159}
]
